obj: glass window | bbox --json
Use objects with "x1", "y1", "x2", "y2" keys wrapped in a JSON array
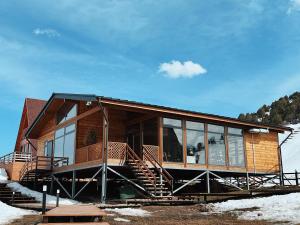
[
  {"x1": 228, "y1": 128, "x2": 245, "y2": 167},
  {"x1": 208, "y1": 124, "x2": 226, "y2": 165},
  {"x1": 163, "y1": 118, "x2": 182, "y2": 128},
  {"x1": 64, "y1": 132, "x2": 75, "y2": 165},
  {"x1": 163, "y1": 118, "x2": 183, "y2": 162},
  {"x1": 44, "y1": 141, "x2": 53, "y2": 157},
  {"x1": 186, "y1": 121, "x2": 205, "y2": 164},
  {"x1": 57, "y1": 103, "x2": 77, "y2": 124},
  {"x1": 54, "y1": 123, "x2": 76, "y2": 165}
]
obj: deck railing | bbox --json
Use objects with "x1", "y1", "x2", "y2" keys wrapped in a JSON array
[
  {"x1": 19, "y1": 156, "x2": 69, "y2": 181},
  {"x1": 0, "y1": 152, "x2": 32, "y2": 164},
  {"x1": 76, "y1": 142, "x2": 128, "y2": 164}
]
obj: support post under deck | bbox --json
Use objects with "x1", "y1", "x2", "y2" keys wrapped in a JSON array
[
  {"x1": 206, "y1": 170, "x2": 210, "y2": 194},
  {"x1": 71, "y1": 170, "x2": 76, "y2": 199},
  {"x1": 100, "y1": 104, "x2": 109, "y2": 203}
]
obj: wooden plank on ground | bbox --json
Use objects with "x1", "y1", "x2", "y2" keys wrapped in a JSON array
[{"x1": 44, "y1": 205, "x2": 107, "y2": 217}]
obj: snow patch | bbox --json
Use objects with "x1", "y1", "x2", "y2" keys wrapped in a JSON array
[
  {"x1": 211, "y1": 193, "x2": 300, "y2": 223},
  {"x1": 114, "y1": 217, "x2": 131, "y2": 222},
  {"x1": 105, "y1": 208, "x2": 151, "y2": 217},
  {"x1": 7, "y1": 182, "x2": 78, "y2": 205},
  {"x1": 280, "y1": 123, "x2": 300, "y2": 172},
  {"x1": 0, "y1": 200, "x2": 36, "y2": 224},
  {"x1": 0, "y1": 168, "x2": 8, "y2": 182}
]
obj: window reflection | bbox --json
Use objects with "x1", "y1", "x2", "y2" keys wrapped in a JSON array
[
  {"x1": 208, "y1": 124, "x2": 226, "y2": 165},
  {"x1": 57, "y1": 103, "x2": 77, "y2": 124},
  {"x1": 228, "y1": 128, "x2": 245, "y2": 167},
  {"x1": 163, "y1": 118, "x2": 183, "y2": 162},
  {"x1": 186, "y1": 121, "x2": 205, "y2": 164},
  {"x1": 54, "y1": 123, "x2": 76, "y2": 165}
]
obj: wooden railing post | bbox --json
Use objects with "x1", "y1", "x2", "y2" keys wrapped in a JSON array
[{"x1": 295, "y1": 170, "x2": 299, "y2": 186}]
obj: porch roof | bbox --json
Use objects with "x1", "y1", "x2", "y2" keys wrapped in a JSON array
[{"x1": 25, "y1": 93, "x2": 292, "y2": 138}]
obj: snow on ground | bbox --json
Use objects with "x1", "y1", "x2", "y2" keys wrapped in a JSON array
[
  {"x1": 0, "y1": 200, "x2": 36, "y2": 225},
  {"x1": 105, "y1": 208, "x2": 151, "y2": 217},
  {"x1": 211, "y1": 193, "x2": 300, "y2": 224},
  {"x1": 7, "y1": 182, "x2": 78, "y2": 205},
  {"x1": 114, "y1": 217, "x2": 131, "y2": 222},
  {"x1": 0, "y1": 168, "x2": 8, "y2": 182},
  {"x1": 280, "y1": 123, "x2": 300, "y2": 172}
]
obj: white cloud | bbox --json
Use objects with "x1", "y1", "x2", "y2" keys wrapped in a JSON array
[
  {"x1": 33, "y1": 28, "x2": 60, "y2": 37},
  {"x1": 287, "y1": 0, "x2": 300, "y2": 14},
  {"x1": 159, "y1": 60, "x2": 207, "y2": 78}
]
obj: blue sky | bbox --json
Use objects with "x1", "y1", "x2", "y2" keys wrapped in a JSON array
[{"x1": 1, "y1": 0, "x2": 300, "y2": 154}]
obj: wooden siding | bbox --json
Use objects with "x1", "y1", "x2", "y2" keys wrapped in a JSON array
[
  {"x1": 245, "y1": 131, "x2": 280, "y2": 173},
  {"x1": 1, "y1": 162, "x2": 26, "y2": 181},
  {"x1": 37, "y1": 132, "x2": 55, "y2": 156},
  {"x1": 108, "y1": 108, "x2": 127, "y2": 143}
]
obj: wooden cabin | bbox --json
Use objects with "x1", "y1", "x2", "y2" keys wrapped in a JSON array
[{"x1": 0, "y1": 93, "x2": 291, "y2": 200}]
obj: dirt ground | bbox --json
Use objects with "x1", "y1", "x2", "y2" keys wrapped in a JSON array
[{"x1": 8, "y1": 205, "x2": 289, "y2": 225}]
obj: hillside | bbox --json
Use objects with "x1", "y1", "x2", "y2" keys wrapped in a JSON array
[
  {"x1": 279, "y1": 123, "x2": 300, "y2": 172},
  {"x1": 238, "y1": 91, "x2": 300, "y2": 125}
]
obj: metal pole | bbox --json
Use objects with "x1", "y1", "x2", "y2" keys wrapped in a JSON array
[
  {"x1": 11, "y1": 192, "x2": 15, "y2": 205},
  {"x1": 42, "y1": 185, "x2": 47, "y2": 214},
  {"x1": 71, "y1": 170, "x2": 76, "y2": 199},
  {"x1": 207, "y1": 170, "x2": 210, "y2": 194},
  {"x1": 246, "y1": 172, "x2": 250, "y2": 191},
  {"x1": 56, "y1": 189, "x2": 60, "y2": 207},
  {"x1": 50, "y1": 176, "x2": 54, "y2": 195}
]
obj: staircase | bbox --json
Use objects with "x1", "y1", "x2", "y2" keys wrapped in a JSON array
[
  {"x1": 19, "y1": 156, "x2": 68, "y2": 182},
  {"x1": 0, "y1": 183, "x2": 38, "y2": 205},
  {"x1": 126, "y1": 144, "x2": 173, "y2": 197}
]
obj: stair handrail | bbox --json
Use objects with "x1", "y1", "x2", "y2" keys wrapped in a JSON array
[
  {"x1": 125, "y1": 144, "x2": 157, "y2": 192},
  {"x1": 142, "y1": 145, "x2": 173, "y2": 189},
  {"x1": 19, "y1": 156, "x2": 69, "y2": 181}
]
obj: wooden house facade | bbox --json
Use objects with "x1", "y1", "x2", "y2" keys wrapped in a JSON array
[{"x1": 0, "y1": 93, "x2": 292, "y2": 201}]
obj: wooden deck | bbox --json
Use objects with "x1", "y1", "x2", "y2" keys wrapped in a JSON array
[
  {"x1": 45, "y1": 205, "x2": 107, "y2": 217},
  {"x1": 41, "y1": 205, "x2": 109, "y2": 225}
]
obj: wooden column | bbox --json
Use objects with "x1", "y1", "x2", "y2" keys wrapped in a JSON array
[
  {"x1": 183, "y1": 120, "x2": 187, "y2": 168},
  {"x1": 158, "y1": 117, "x2": 163, "y2": 164},
  {"x1": 204, "y1": 123, "x2": 209, "y2": 169},
  {"x1": 225, "y1": 127, "x2": 229, "y2": 169},
  {"x1": 101, "y1": 107, "x2": 108, "y2": 203}
]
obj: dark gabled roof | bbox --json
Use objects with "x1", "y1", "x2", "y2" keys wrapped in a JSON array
[
  {"x1": 26, "y1": 98, "x2": 47, "y2": 126},
  {"x1": 15, "y1": 98, "x2": 47, "y2": 151},
  {"x1": 25, "y1": 92, "x2": 292, "y2": 138}
]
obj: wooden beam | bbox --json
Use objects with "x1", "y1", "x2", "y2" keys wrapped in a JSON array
[
  {"x1": 41, "y1": 106, "x2": 101, "y2": 135},
  {"x1": 158, "y1": 117, "x2": 163, "y2": 164},
  {"x1": 183, "y1": 120, "x2": 187, "y2": 168},
  {"x1": 101, "y1": 99, "x2": 288, "y2": 132},
  {"x1": 204, "y1": 123, "x2": 208, "y2": 169},
  {"x1": 126, "y1": 114, "x2": 157, "y2": 126}
]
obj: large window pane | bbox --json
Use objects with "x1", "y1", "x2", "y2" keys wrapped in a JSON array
[
  {"x1": 64, "y1": 132, "x2": 75, "y2": 164},
  {"x1": 57, "y1": 103, "x2": 77, "y2": 124},
  {"x1": 54, "y1": 136, "x2": 64, "y2": 158},
  {"x1": 54, "y1": 123, "x2": 76, "y2": 165},
  {"x1": 163, "y1": 118, "x2": 182, "y2": 128},
  {"x1": 186, "y1": 121, "x2": 205, "y2": 164},
  {"x1": 208, "y1": 124, "x2": 226, "y2": 165},
  {"x1": 163, "y1": 118, "x2": 183, "y2": 162},
  {"x1": 228, "y1": 128, "x2": 245, "y2": 167}
]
